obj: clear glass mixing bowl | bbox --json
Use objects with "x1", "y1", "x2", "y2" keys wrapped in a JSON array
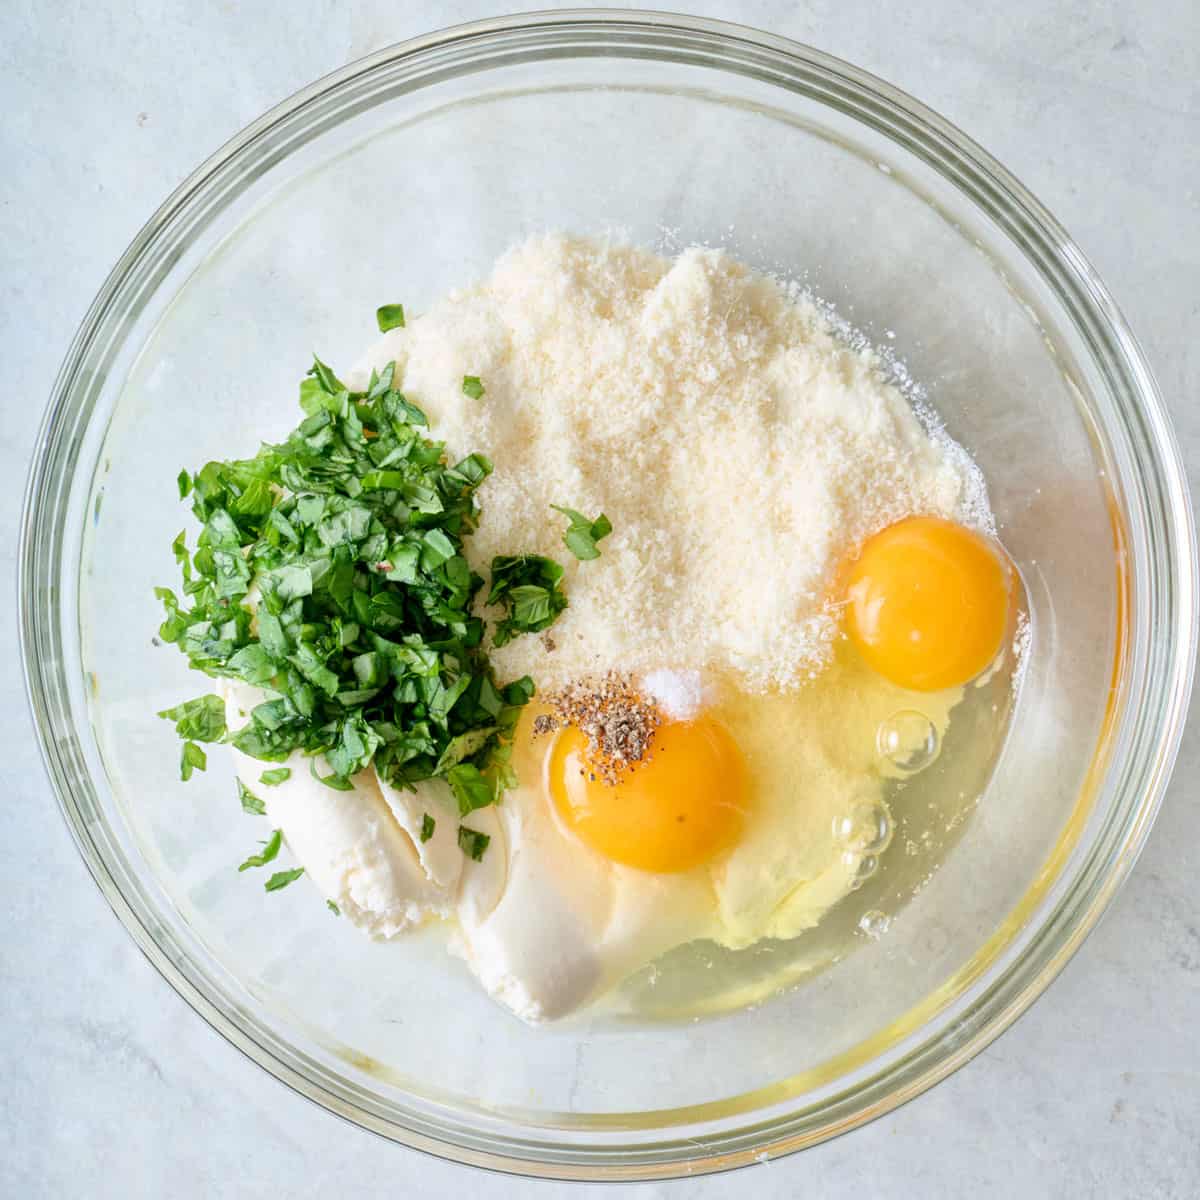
[{"x1": 19, "y1": 10, "x2": 1196, "y2": 1180}]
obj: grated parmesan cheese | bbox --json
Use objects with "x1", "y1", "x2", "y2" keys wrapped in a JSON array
[{"x1": 351, "y1": 234, "x2": 989, "y2": 693}]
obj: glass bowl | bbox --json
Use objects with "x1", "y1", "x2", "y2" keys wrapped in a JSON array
[{"x1": 19, "y1": 9, "x2": 1196, "y2": 1181}]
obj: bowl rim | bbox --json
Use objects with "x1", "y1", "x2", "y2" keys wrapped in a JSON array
[{"x1": 18, "y1": 7, "x2": 1198, "y2": 1181}]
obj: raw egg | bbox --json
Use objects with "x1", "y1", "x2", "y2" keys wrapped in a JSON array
[
  {"x1": 547, "y1": 717, "x2": 747, "y2": 873},
  {"x1": 843, "y1": 515, "x2": 1012, "y2": 691}
]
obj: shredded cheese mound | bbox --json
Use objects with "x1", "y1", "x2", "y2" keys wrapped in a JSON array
[{"x1": 351, "y1": 234, "x2": 987, "y2": 692}]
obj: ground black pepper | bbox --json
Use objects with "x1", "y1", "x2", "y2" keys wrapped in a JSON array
[{"x1": 532, "y1": 674, "x2": 662, "y2": 784}]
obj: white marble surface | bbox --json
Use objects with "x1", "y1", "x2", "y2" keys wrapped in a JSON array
[{"x1": 3, "y1": 2, "x2": 1198, "y2": 1196}]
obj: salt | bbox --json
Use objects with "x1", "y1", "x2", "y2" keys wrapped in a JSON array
[{"x1": 640, "y1": 669, "x2": 706, "y2": 721}]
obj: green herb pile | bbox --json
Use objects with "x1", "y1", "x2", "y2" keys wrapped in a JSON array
[{"x1": 154, "y1": 351, "x2": 607, "y2": 835}]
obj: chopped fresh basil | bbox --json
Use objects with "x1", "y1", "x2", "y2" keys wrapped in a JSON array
[
  {"x1": 238, "y1": 829, "x2": 282, "y2": 871},
  {"x1": 177, "y1": 469, "x2": 192, "y2": 499},
  {"x1": 488, "y1": 740, "x2": 518, "y2": 795},
  {"x1": 446, "y1": 763, "x2": 496, "y2": 815},
  {"x1": 457, "y1": 826, "x2": 491, "y2": 862},
  {"x1": 326, "y1": 899, "x2": 340, "y2": 915},
  {"x1": 435, "y1": 726, "x2": 497, "y2": 774},
  {"x1": 487, "y1": 554, "x2": 567, "y2": 646},
  {"x1": 265, "y1": 867, "x2": 305, "y2": 892},
  {"x1": 180, "y1": 741, "x2": 206, "y2": 781},
  {"x1": 551, "y1": 504, "x2": 613, "y2": 562},
  {"x1": 462, "y1": 375, "x2": 485, "y2": 400},
  {"x1": 155, "y1": 344, "x2": 553, "y2": 867},
  {"x1": 420, "y1": 813, "x2": 436, "y2": 843},
  {"x1": 309, "y1": 758, "x2": 355, "y2": 791},
  {"x1": 308, "y1": 354, "x2": 343, "y2": 395},
  {"x1": 238, "y1": 779, "x2": 266, "y2": 815},
  {"x1": 376, "y1": 304, "x2": 406, "y2": 332},
  {"x1": 157, "y1": 694, "x2": 226, "y2": 743}
]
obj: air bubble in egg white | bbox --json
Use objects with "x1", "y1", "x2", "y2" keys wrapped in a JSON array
[
  {"x1": 858, "y1": 909, "x2": 891, "y2": 939},
  {"x1": 844, "y1": 852, "x2": 880, "y2": 890},
  {"x1": 833, "y1": 801, "x2": 893, "y2": 856},
  {"x1": 876, "y1": 709, "x2": 940, "y2": 775}
]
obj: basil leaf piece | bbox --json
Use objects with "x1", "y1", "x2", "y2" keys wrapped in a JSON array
[
  {"x1": 309, "y1": 758, "x2": 355, "y2": 792},
  {"x1": 457, "y1": 826, "x2": 491, "y2": 862},
  {"x1": 435, "y1": 727, "x2": 496, "y2": 774},
  {"x1": 376, "y1": 304, "x2": 406, "y2": 332},
  {"x1": 259, "y1": 767, "x2": 291, "y2": 787},
  {"x1": 265, "y1": 867, "x2": 305, "y2": 892},
  {"x1": 446, "y1": 764, "x2": 495, "y2": 816},
  {"x1": 226, "y1": 644, "x2": 276, "y2": 685},
  {"x1": 158, "y1": 694, "x2": 227, "y2": 742},
  {"x1": 309, "y1": 355, "x2": 343, "y2": 394},
  {"x1": 551, "y1": 504, "x2": 613, "y2": 561},
  {"x1": 237, "y1": 779, "x2": 266, "y2": 815},
  {"x1": 461, "y1": 375, "x2": 485, "y2": 400},
  {"x1": 420, "y1": 813, "x2": 436, "y2": 843},
  {"x1": 238, "y1": 829, "x2": 282, "y2": 871},
  {"x1": 180, "y1": 741, "x2": 206, "y2": 781}
]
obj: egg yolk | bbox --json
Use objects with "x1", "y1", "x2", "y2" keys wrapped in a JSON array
[
  {"x1": 547, "y1": 718, "x2": 747, "y2": 873},
  {"x1": 843, "y1": 515, "x2": 1013, "y2": 692}
]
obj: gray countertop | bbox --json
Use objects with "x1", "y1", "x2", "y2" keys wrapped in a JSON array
[{"x1": 2, "y1": 2, "x2": 1197, "y2": 1196}]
